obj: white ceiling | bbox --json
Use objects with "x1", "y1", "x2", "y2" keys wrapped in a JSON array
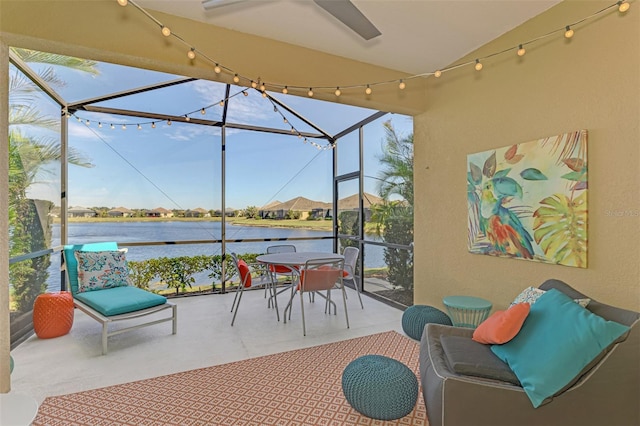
[{"x1": 138, "y1": 0, "x2": 561, "y2": 75}]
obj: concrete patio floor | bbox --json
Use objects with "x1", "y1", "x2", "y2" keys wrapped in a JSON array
[{"x1": 9, "y1": 287, "x2": 405, "y2": 405}]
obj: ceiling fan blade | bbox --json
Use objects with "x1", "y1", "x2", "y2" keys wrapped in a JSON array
[
  {"x1": 313, "y1": 0, "x2": 381, "y2": 41},
  {"x1": 202, "y1": 0, "x2": 246, "y2": 11}
]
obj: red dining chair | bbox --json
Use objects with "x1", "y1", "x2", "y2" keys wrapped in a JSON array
[
  {"x1": 283, "y1": 257, "x2": 349, "y2": 336},
  {"x1": 229, "y1": 252, "x2": 274, "y2": 325}
]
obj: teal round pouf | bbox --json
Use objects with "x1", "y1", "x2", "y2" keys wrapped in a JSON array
[
  {"x1": 342, "y1": 355, "x2": 419, "y2": 421},
  {"x1": 402, "y1": 305, "x2": 452, "y2": 340}
]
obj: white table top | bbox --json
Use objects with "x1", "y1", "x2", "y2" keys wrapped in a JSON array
[{"x1": 256, "y1": 252, "x2": 343, "y2": 266}]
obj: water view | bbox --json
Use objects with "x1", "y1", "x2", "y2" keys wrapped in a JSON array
[{"x1": 47, "y1": 221, "x2": 386, "y2": 292}]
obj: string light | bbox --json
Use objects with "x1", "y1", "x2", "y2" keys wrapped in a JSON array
[
  {"x1": 120, "y1": 0, "x2": 630, "y2": 97},
  {"x1": 110, "y1": 124, "x2": 115, "y2": 129},
  {"x1": 201, "y1": 108, "x2": 206, "y2": 115},
  {"x1": 250, "y1": 80, "x2": 257, "y2": 89},
  {"x1": 151, "y1": 122, "x2": 156, "y2": 128},
  {"x1": 564, "y1": 26, "x2": 574, "y2": 38},
  {"x1": 219, "y1": 100, "x2": 224, "y2": 106},
  {"x1": 308, "y1": 88, "x2": 314, "y2": 97},
  {"x1": 187, "y1": 48, "x2": 196, "y2": 60},
  {"x1": 365, "y1": 85, "x2": 372, "y2": 95},
  {"x1": 335, "y1": 87, "x2": 341, "y2": 96},
  {"x1": 262, "y1": 92, "x2": 267, "y2": 98},
  {"x1": 122, "y1": 124, "x2": 127, "y2": 130},
  {"x1": 618, "y1": 1, "x2": 630, "y2": 12},
  {"x1": 86, "y1": 119, "x2": 90, "y2": 125},
  {"x1": 185, "y1": 115, "x2": 190, "y2": 121},
  {"x1": 167, "y1": 119, "x2": 172, "y2": 125},
  {"x1": 243, "y1": 91, "x2": 248, "y2": 97},
  {"x1": 98, "y1": 122, "x2": 102, "y2": 128},
  {"x1": 137, "y1": 124, "x2": 142, "y2": 130}
]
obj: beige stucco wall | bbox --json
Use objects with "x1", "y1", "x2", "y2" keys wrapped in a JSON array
[{"x1": 414, "y1": 0, "x2": 640, "y2": 312}]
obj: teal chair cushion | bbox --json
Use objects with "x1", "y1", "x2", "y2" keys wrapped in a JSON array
[
  {"x1": 63, "y1": 242, "x2": 118, "y2": 295},
  {"x1": 74, "y1": 286, "x2": 167, "y2": 316}
]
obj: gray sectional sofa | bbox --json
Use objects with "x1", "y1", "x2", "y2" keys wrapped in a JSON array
[{"x1": 419, "y1": 279, "x2": 639, "y2": 426}]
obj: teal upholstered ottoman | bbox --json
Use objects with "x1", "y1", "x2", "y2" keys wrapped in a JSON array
[
  {"x1": 402, "y1": 305, "x2": 452, "y2": 340},
  {"x1": 342, "y1": 355, "x2": 419, "y2": 420}
]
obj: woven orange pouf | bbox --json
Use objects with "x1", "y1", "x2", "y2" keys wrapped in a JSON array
[{"x1": 33, "y1": 291, "x2": 74, "y2": 339}]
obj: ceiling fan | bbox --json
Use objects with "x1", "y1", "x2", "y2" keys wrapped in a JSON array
[{"x1": 201, "y1": 0, "x2": 381, "y2": 41}]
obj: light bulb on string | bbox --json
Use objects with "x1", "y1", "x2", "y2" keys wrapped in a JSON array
[
  {"x1": 399, "y1": 80, "x2": 406, "y2": 89},
  {"x1": 434, "y1": 70, "x2": 442, "y2": 78},
  {"x1": 185, "y1": 115, "x2": 190, "y2": 122},
  {"x1": 151, "y1": 122, "x2": 156, "y2": 128},
  {"x1": 262, "y1": 92, "x2": 267, "y2": 98},
  {"x1": 564, "y1": 26, "x2": 574, "y2": 38},
  {"x1": 117, "y1": 0, "x2": 128, "y2": 6},
  {"x1": 308, "y1": 88, "x2": 314, "y2": 97},
  {"x1": 365, "y1": 85, "x2": 372, "y2": 95},
  {"x1": 214, "y1": 64, "x2": 221, "y2": 74},
  {"x1": 137, "y1": 124, "x2": 142, "y2": 130},
  {"x1": 517, "y1": 44, "x2": 526, "y2": 56},
  {"x1": 76, "y1": 116, "x2": 81, "y2": 122},
  {"x1": 250, "y1": 80, "x2": 257, "y2": 89},
  {"x1": 98, "y1": 122, "x2": 102, "y2": 128},
  {"x1": 219, "y1": 100, "x2": 224, "y2": 106},
  {"x1": 475, "y1": 59, "x2": 483, "y2": 71},
  {"x1": 86, "y1": 119, "x2": 90, "y2": 125},
  {"x1": 335, "y1": 87, "x2": 341, "y2": 97},
  {"x1": 618, "y1": 1, "x2": 630, "y2": 12},
  {"x1": 167, "y1": 119, "x2": 172, "y2": 126},
  {"x1": 282, "y1": 86, "x2": 288, "y2": 95},
  {"x1": 233, "y1": 74, "x2": 240, "y2": 84},
  {"x1": 122, "y1": 124, "x2": 126, "y2": 130},
  {"x1": 260, "y1": 83, "x2": 266, "y2": 92},
  {"x1": 283, "y1": 118, "x2": 288, "y2": 124},
  {"x1": 110, "y1": 124, "x2": 115, "y2": 129},
  {"x1": 161, "y1": 26, "x2": 171, "y2": 37},
  {"x1": 201, "y1": 108, "x2": 206, "y2": 115},
  {"x1": 187, "y1": 48, "x2": 196, "y2": 60},
  {"x1": 242, "y1": 91, "x2": 248, "y2": 97},
  {"x1": 290, "y1": 127, "x2": 296, "y2": 134}
]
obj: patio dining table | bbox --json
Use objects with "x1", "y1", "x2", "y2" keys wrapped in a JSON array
[{"x1": 256, "y1": 252, "x2": 344, "y2": 321}]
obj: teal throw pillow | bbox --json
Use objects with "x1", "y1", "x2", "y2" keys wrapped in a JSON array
[{"x1": 491, "y1": 288, "x2": 629, "y2": 408}]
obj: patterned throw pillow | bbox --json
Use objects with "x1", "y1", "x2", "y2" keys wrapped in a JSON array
[
  {"x1": 511, "y1": 286, "x2": 590, "y2": 308},
  {"x1": 74, "y1": 250, "x2": 132, "y2": 293}
]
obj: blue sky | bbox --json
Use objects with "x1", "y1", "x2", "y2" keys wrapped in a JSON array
[{"x1": 21, "y1": 59, "x2": 412, "y2": 210}]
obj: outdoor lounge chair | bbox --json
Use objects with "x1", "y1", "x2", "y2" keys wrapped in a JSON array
[{"x1": 62, "y1": 242, "x2": 177, "y2": 355}]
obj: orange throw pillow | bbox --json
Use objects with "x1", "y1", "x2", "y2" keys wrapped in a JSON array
[{"x1": 472, "y1": 303, "x2": 531, "y2": 345}]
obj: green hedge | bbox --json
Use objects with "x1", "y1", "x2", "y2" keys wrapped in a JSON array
[{"x1": 128, "y1": 253, "x2": 259, "y2": 295}]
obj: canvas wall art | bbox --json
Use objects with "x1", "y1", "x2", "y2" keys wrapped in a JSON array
[{"x1": 467, "y1": 130, "x2": 588, "y2": 268}]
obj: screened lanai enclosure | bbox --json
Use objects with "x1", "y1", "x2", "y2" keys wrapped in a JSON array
[{"x1": 8, "y1": 48, "x2": 414, "y2": 347}]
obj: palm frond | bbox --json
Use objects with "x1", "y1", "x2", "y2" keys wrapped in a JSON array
[
  {"x1": 11, "y1": 48, "x2": 99, "y2": 76},
  {"x1": 9, "y1": 106, "x2": 59, "y2": 129}
]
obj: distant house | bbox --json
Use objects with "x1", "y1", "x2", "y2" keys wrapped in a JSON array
[
  {"x1": 156, "y1": 207, "x2": 173, "y2": 217},
  {"x1": 260, "y1": 197, "x2": 331, "y2": 220},
  {"x1": 337, "y1": 192, "x2": 383, "y2": 221},
  {"x1": 68, "y1": 206, "x2": 97, "y2": 218},
  {"x1": 185, "y1": 207, "x2": 210, "y2": 218},
  {"x1": 108, "y1": 207, "x2": 134, "y2": 217}
]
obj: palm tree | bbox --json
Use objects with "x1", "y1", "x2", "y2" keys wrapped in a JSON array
[
  {"x1": 371, "y1": 121, "x2": 414, "y2": 292},
  {"x1": 9, "y1": 48, "x2": 98, "y2": 313},
  {"x1": 376, "y1": 120, "x2": 413, "y2": 207}
]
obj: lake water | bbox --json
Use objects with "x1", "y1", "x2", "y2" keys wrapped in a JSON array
[{"x1": 47, "y1": 221, "x2": 386, "y2": 290}]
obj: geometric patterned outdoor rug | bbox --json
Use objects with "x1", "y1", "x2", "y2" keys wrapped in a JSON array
[{"x1": 34, "y1": 331, "x2": 427, "y2": 425}]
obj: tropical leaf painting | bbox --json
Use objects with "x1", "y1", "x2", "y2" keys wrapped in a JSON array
[{"x1": 467, "y1": 130, "x2": 588, "y2": 268}]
